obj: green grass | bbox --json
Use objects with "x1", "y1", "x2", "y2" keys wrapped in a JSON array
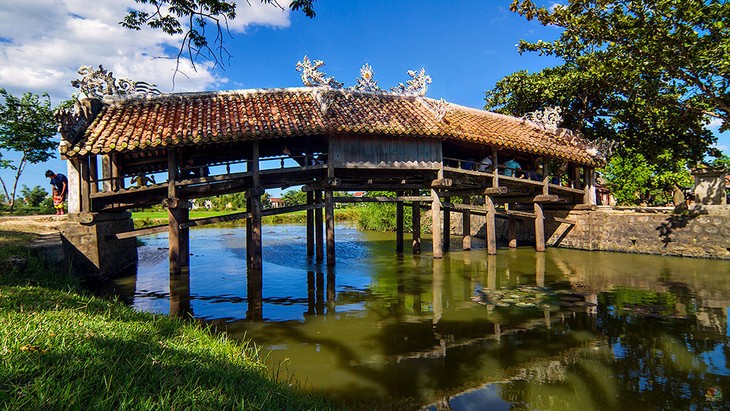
[
  {"x1": 0, "y1": 230, "x2": 338, "y2": 410},
  {"x1": 132, "y1": 208, "x2": 362, "y2": 228}
]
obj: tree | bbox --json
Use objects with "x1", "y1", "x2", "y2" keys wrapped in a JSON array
[
  {"x1": 20, "y1": 185, "x2": 49, "y2": 208},
  {"x1": 122, "y1": 0, "x2": 317, "y2": 73},
  {"x1": 601, "y1": 149, "x2": 692, "y2": 206},
  {"x1": 486, "y1": 0, "x2": 728, "y2": 166},
  {"x1": 0, "y1": 89, "x2": 58, "y2": 213},
  {"x1": 281, "y1": 189, "x2": 307, "y2": 207}
]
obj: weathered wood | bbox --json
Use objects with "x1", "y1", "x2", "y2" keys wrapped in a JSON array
[
  {"x1": 412, "y1": 191, "x2": 421, "y2": 254},
  {"x1": 484, "y1": 186, "x2": 508, "y2": 195},
  {"x1": 114, "y1": 224, "x2": 169, "y2": 240},
  {"x1": 306, "y1": 191, "x2": 314, "y2": 257},
  {"x1": 249, "y1": 188, "x2": 263, "y2": 270},
  {"x1": 325, "y1": 190, "x2": 335, "y2": 266},
  {"x1": 333, "y1": 196, "x2": 433, "y2": 203},
  {"x1": 462, "y1": 196, "x2": 471, "y2": 251},
  {"x1": 303, "y1": 182, "x2": 424, "y2": 192},
  {"x1": 508, "y1": 215, "x2": 517, "y2": 248},
  {"x1": 496, "y1": 194, "x2": 559, "y2": 204},
  {"x1": 262, "y1": 203, "x2": 323, "y2": 216},
  {"x1": 167, "y1": 150, "x2": 177, "y2": 199},
  {"x1": 101, "y1": 155, "x2": 112, "y2": 192},
  {"x1": 485, "y1": 196, "x2": 497, "y2": 255},
  {"x1": 179, "y1": 206, "x2": 190, "y2": 269},
  {"x1": 180, "y1": 211, "x2": 250, "y2": 229},
  {"x1": 111, "y1": 154, "x2": 123, "y2": 190},
  {"x1": 168, "y1": 205, "x2": 183, "y2": 275},
  {"x1": 506, "y1": 209, "x2": 536, "y2": 219},
  {"x1": 443, "y1": 196, "x2": 450, "y2": 251},
  {"x1": 431, "y1": 178, "x2": 453, "y2": 188},
  {"x1": 552, "y1": 216, "x2": 576, "y2": 225},
  {"x1": 534, "y1": 202, "x2": 545, "y2": 252},
  {"x1": 431, "y1": 189, "x2": 442, "y2": 259},
  {"x1": 315, "y1": 190, "x2": 324, "y2": 263},
  {"x1": 89, "y1": 155, "x2": 99, "y2": 193},
  {"x1": 396, "y1": 192, "x2": 404, "y2": 253},
  {"x1": 584, "y1": 167, "x2": 596, "y2": 205},
  {"x1": 80, "y1": 157, "x2": 91, "y2": 213},
  {"x1": 492, "y1": 147, "x2": 499, "y2": 187}
]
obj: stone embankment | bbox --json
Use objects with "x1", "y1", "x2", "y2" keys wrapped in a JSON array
[{"x1": 446, "y1": 205, "x2": 730, "y2": 260}]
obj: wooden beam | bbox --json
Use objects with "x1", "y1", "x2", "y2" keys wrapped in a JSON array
[
  {"x1": 180, "y1": 211, "x2": 250, "y2": 229},
  {"x1": 506, "y1": 209, "x2": 536, "y2": 219},
  {"x1": 333, "y1": 196, "x2": 433, "y2": 203},
  {"x1": 114, "y1": 224, "x2": 169, "y2": 240},
  {"x1": 431, "y1": 178, "x2": 453, "y2": 189},
  {"x1": 431, "y1": 189, "x2": 442, "y2": 259},
  {"x1": 306, "y1": 191, "x2": 314, "y2": 258},
  {"x1": 303, "y1": 183, "x2": 424, "y2": 192},
  {"x1": 315, "y1": 190, "x2": 324, "y2": 263},
  {"x1": 462, "y1": 196, "x2": 471, "y2": 251},
  {"x1": 262, "y1": 203, "x2": 324, "y2": 216},
  {"x1": 552, "y1": 216, "x2": 576, "y2": 225},
  {"x1": 325, "y1": 190, "x2": 335, "y2": 266},
  {"x1": 534, "y1": 202, "x2": 545, "y2": 252},
  {"x1": 485, "y1": 195, "x2": 497, "y2": 255},
  {"x1": 494, "y1": 194, "x2": 559, "y2": 204},
  {"x1": 412, "y1": 190, "x2": 421, "y2": 254},
  {"x1": 484, "y1": 186, "x2": 508, "y2": 195},
  {"x1": 396, "y1": 192, "x2": 404, "y2": 254}
]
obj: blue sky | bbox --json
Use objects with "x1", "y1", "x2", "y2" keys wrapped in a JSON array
[{"x1": 0, "y1": 0, "x2": 727, "y2": 197}]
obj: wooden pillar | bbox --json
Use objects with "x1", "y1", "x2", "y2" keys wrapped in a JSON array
[
  {"x1": 306, "y1": 191, "x2": 314, "y2": 257},
  {"x1": 315, "y1": 190, "x2": 324, "y2": 263},
  {"x1": 80, "y1": 156, "x2": 91, "y2": 213},
  {"x1": 89, "y1": 155, "x2": 99, "y2": 194},
  {"x1": 584, "y1": 167, "x2": 596, "y2": 205},
  {"x1": 443, "y1": 196, "x2": 450, "y2": 252},
  {"x1": 492, "y1": 147, "x2": 499, "y2": 187},
  {"x1": 248, "y1": 189, "x2": 263, "y2": 270},
  {"x1": 462, "y1": 196, "x2": 471, "y2": 251},
  {"x1": 325, "y1": 190, "x2": 335, "y2": 266},
  {"x1": 534, "y1": 202, "x2": 545, "y2": 252},
  {"x1": 168, "y1": 204, "x2": 187, "y2": 275},
  {"x1": 542, "y1": 156, "x2": 550, "y2": 195},
  {"x1": 412, "y1": 192, "x2": 421, "y2": 254},
  {"x1": 101, "y1": 155, "x2": 112, "y2": 192},
  {"x1": 431, "y1": 189, "x2": 442, "y2": 259},
  {"x1": 485, "y1": 195, "x2": 497, "y2": 255},
  {"x1": 507, "y1": 215, "x2": 517, "y2": 248},
  {"x1": 396, "y1": 191, "x2": 404, "y2": 254},
  {"x1": 111, "y1": 154, "x2": 123, "y2": 190}
]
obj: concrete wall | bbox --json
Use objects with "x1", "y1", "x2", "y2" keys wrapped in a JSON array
[
  {"x1": 60, "y1": 212, "x2": 138, "y2": 281},
  {"x1": 457, "y1": 205, "x2": 730, "y2": 260}
]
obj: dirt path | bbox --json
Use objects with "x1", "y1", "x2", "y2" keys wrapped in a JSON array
[{"x1": 0, "y1": 215, "x2": 67, "y2": 235}]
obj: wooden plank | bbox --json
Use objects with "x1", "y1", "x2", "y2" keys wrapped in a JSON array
[
  {"x1": 506, "y1": 209, "x2": 536, "y2": 219},
  {"x1": 333, "y1": 196, "x2": 433, "y2": 203},
  {"x1": 534, "y1": 203, "x2": 545, "y2": 252},
  {"x1": 262, "y1": 203, "x2": 323, "y2": 217},
  {"x1": 552, "y1": 216, "x2": 576, "y2": 225},
  {"x1": 495, "y1": 194, "x2": 559, "y2": 204},
  {"x1": 484, "y1": 186, "x2": 508, "y2": 195},
  {"x1": 114, "y1": 224, "x2": 169, "y2": 240},
  {"x1": 179, "y1": 211, "x2": 250, "y2": 229},
  {"x1": 431, "y1": 178, "x2": 453, "y2": 188}
]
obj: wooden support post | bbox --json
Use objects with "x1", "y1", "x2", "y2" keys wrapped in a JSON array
[
  {"x1": 485, "y1": 195, "x2": 497, "y2": 255},
  {"x1": 443, "y1": 196, "x2": 450, "y2": 251},
  {"x1": 542, "y1": 156, "x2": 550, "y2": 196},
  {"x1": 101, "y1": 155, "x2": 112, "y2": 192},
  {"x1": 534, "y1": 202, "x2": 545, "y2": 252},
  {"x1": 248, "y1": 189, "x2": 263, "y2": 270},
  {"x1": 306, "y1": 191, "x2": 314, "y2": 257},
  {"x1": 412, "y1": 191, "x2": 421, "y2": 254},
  {"x1": 325, "y1": 190, "x2": 335, "y2": 266},
  {"x1": 179, "y1": 205, "x2": 189, "y2": 269},
  {"x1": 396, "y1": 191, "x2": 404, "y2": 254},
  {"x1": 80, "y1": 156, "x2": 91, "y2": 213},
  {"x1": 462, "y1": 196, "x2": 471, "y2": 251},
  {"x1": 111, "y1": 154, "x2": 123, "y2": 190},
  {"x1": 508, "y1": 215, "x2": 517, "y2": 248},
  {"x1": 315, "y1": 190, "x2": 324, "y2": 263},
  {"x1": 492, "y1": 147, "x2": 499, "y2": 187},
  {"x1": 431, "y1": 189, "x2": 442, "y2": 259},
  {"x1": 89, "y1": 155, "x2": 99, "y2": 193},
  {"x1": 168, "y1": 205, "x2": 184, "y2": 275},
  {"x1": 584, "y1": 167, "x2": 597, "y2": 205}
]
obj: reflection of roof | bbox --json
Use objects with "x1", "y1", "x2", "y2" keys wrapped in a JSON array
[{"x1": 61, "y1": 87, "x2": 603, "y2": 166}]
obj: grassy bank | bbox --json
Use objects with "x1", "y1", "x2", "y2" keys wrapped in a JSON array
[{"x1": 0, "y1": 230, "x2": 337, "y2": 410}]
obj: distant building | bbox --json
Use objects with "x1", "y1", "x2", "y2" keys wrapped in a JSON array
[{"x1": 269, "y1": 198, "x2": 284, "y2": 208}]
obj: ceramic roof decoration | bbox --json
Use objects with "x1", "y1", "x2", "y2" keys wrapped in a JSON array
[{"x1": 57, "y1": 87, "x2": 605, "y2": 166}]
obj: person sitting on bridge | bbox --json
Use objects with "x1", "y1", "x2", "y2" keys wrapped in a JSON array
[
  {"x1": 477, "y1": 156, "x2": 493, "y2": 172},
  {"x1": 45, "y1": 170, "x2": 67, "y2": 214},
  {"x1": 502, "y1": 158, "x2": 521, "y2": 177}
]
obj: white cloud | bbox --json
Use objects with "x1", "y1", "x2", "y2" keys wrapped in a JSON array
[
  {"x1": 0, "y1": 0, "x2": 291, "y2": 104},
  {"x1": 707, "y1": 117, "x2": 723, "y2": 130}
]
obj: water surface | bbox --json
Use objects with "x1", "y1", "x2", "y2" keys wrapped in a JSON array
[{"x1": 111, "y1": 224, "x2": 730, "y2": 410}]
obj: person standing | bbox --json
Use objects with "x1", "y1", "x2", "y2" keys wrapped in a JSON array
[{"x1": 45, "y1": 170, "x2": 68, "y2": 215}]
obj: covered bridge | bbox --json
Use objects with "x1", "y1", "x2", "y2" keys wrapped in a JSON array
[{"x1": 57, "y1": 84, "x2": 604, "y2": 280}]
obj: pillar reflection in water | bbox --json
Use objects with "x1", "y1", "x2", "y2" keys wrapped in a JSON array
[
  {"x1": 247, "y1": 267, "x2": 263, "y2": 321},
  {"x1": 169, "y1": 269, "x2": 192, "y2": 318},
  {"x1": 326, "y1": 267, "x2": 336, "y2": 314},
  {"x1": 306, "y1": 269, "x2": 335, "y2": 317},
  {"x1": 432, "y1": 258, "x2": 443, "y2": 326},
  {"x1": 413, "y1": 255, "x2": 423, "y2": 315}
]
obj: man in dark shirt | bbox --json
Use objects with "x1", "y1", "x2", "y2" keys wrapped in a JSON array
[{"x1": 45, "y1": 170, "x2": 68, "y2": 201}]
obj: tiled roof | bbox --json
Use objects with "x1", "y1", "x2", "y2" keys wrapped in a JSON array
[{"x1": 60, "y1": 87, "x2": 604, "y2": 166}]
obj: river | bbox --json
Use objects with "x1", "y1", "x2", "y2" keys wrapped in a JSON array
[{"x1": 107, "y1": 224, "x2": 730, "y2": 410}]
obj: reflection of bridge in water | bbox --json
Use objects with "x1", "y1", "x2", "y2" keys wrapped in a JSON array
[{"x1": 57, "y1": 86, "x2": 604, "y2": 306}]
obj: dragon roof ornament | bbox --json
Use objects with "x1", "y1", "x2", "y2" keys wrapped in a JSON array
[
  {"x1": 71, "y1": 65, "x2": 162, "y2": 102},
  {"x1": 522, "y1": 106, "x2": 563, "y2": 133},
  {"x1": 391, "y1": 68, "x2": 431, "y2": 96},
  {"x1": 295, "y1": 56, "x2": 343, "y2": 89}
]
